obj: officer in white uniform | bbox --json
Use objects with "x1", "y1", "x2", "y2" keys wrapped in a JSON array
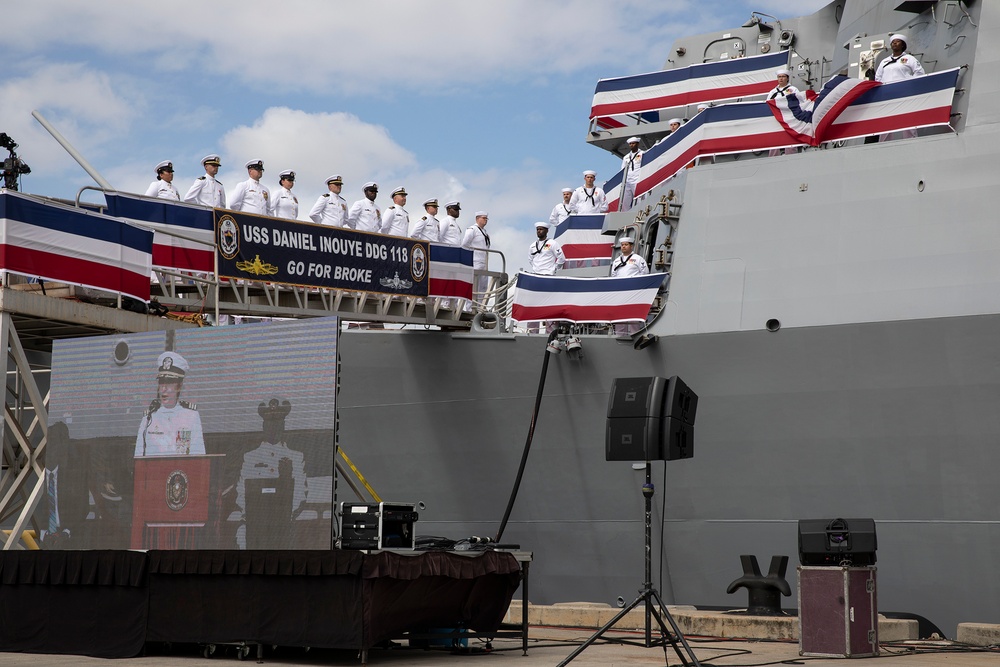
[
  {"x1": 875, "y1": 34, "x2": 925, "y2": 141},
  {"x1": 379, "y1": 186, "x2": 410, "y2": 236},
  {"x1": 411, "y1": 198, "x2": 441, "y2": 242},
  {"x1": 462, "y1": 211, "x2": 491, "y2": 306},
  {"x1": 134, "y1": 351, "x2": 205, "y2": 457},
  {"x1": 528, "y1": 221, "x2": 565, "y2": 275},
  {"x1": 183, "y1": 154, "x2": 226, "y2": 208},
  {"x1": 569, "y1": 170, "x2": 607, "y2": 215},
  {"x1": 309, "y1": 175, "x2": 348, "y2": 226},
  {"x1": 439, "y1": 201, "x2": 463, "y2": 245},
  {"x1": 347, "y1": 182, "x2": 381, "y2": 232},
  {"x1": 229, "y1": 160, "x2": 270, "y2": 215},
  {"x1": 620, "y1": 137, "x2": 643, "y2": 212},
  {"x1": 235, "y1": 398, "x2": 308, "y2": 550},
  {"x1": 269, "y1": 170, "x2": 298, "y2": 219},
  {"x1": 549, "y1": 188, "x2": 575, "y2": 227},
  {"x1": 144, "y1": 161, "x2": 180, "y2": 200}
]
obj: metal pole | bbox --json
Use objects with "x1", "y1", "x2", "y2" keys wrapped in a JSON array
[{"x1": 31, "y1": 110, "x2": 115, "y2": 191}]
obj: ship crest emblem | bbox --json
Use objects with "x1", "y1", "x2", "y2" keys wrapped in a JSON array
[
  {"x1": 411, "y1": 244, "x2": 427, "y2": 282},
  {"x1": 165, "y1": 470, "x2": 189, "y2": 511},
  {"x1": 218, "y1": 215, "x2": 240, "y2": 259}
]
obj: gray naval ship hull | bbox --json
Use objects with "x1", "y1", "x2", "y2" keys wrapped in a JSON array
[
  {"x1": 338, "y1": 310, "x2": 1000, "y2": 638},
  {"x1": 336, "y1": 0, "x2": 1000, "y2": 636}
]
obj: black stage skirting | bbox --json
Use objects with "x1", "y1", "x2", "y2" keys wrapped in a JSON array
[{"x1": 0, "y1": 549, "x2": 521, "y2": 658}]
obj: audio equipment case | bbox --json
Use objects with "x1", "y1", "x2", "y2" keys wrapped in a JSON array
[
  {"x1": 798, "y1": 566, "x2": 878, "y2": 657},
  {"x1": 338, "y1": 502, "x2": 419, "y2": 550}
]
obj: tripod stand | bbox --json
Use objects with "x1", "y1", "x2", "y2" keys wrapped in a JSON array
[{"x1": 557, "y1": 460, "x2": 701, "y2": 666}]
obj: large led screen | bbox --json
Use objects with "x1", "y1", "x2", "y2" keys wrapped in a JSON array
[{"x1": 40, "y1": 317, "x2": 338, "y2": 550}]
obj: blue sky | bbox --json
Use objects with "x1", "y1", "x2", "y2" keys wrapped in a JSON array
[{"x1": 2, "y1": 0, "x2": 828, "y2": 267}]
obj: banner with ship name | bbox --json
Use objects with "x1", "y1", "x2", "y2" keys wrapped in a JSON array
[
  {"x1": 0, "y1": 190, "x2": 153, "y2": 301},
  {"x1": 216, "y1": 211, "x2": 430, "y2": 297},
  {"x1": 634, "y1": 68, "x2": 962, "y2": 199},
  {"x1": 105, "y1": 192, "x2": 214, "y2": 273},
  {"x1": 591, "y1": 51, "x2": 787, "y2": 124},
  {"x1": 553, "y1": 214, "x2": 616, "y2": 262},
  {"x1": 512, "y1": 272, "x2": 664, "y2": 323}
]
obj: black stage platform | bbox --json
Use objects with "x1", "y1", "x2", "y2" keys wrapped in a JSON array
[{"x1": 0, "y1": 549, "x2": 523, "y2": 659}]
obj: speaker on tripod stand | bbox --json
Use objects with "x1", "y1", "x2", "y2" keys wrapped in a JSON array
[{"x1": 559, "y1": 376, "x2": 702, "y2": 667}]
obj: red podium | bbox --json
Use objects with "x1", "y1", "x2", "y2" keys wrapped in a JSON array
[{"x1": 131, "y1": 454, "x2": 225, "y2": 549}]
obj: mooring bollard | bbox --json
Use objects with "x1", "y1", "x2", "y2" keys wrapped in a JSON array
[{"x1": 726, "y1": 554, "x2": 791, "y2": 615}]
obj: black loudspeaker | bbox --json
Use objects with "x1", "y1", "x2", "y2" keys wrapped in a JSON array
[
  {"x1": 606, "y1": 376, "x2": 696, "y2": 461},
  {"x1": 798, "y1": 518, "x2": 877, "y2": 566}
]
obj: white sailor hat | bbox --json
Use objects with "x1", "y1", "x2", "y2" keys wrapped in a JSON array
[
  {"x1": 245, "y1": 159, "x2": 264, "y2": 171},
  {"x1": 890, "y1": 33, "x2": 907, "y2": 45},
  {"x1": 619, "y1": 235, "x2": 635, "y2": 245},
  {"x1": 534, "y1": 221, "x2": 549, "y2": 229},
  {"x1": 202, "y1": 154, "x2": 221, "y2": 166},
  {"x1": 391, "y1": 186, "x2": 407, "y2": 197},
  {"x1": 363, "y1": 182, "x2": 378, "y2": 190},
  {"x1": 423, "y1": 198, "x2": 438, "y2": 207},
  {"x1": 445, "y1": 200, "x2": 461, "y2": 209},
  {"x1": 626, "y1": 136, "x2": 641, "y2": 144},
  {"x1": 561, "y1": 187, "x2": 573, "y2": 194},
  {"x1": 279, "y1": 169, "x2": 295, "y2": 181},
  {"x1": 326, "y1": 174, "x2": 343, "y2": 185},
  {"x1": 583, "y1": 169, "x2": 597, "y2": 177},
  {"x1": 475, "y1": 210, "x2": 489, "y2": 218},
  {"x1": 775, "y1": 67, "x2": 790, "y2": 77},
  {"x1": 156, "y1": 351, "x2": 189, "y2": 381},
  {"x1": 697, "y1": 104, "x2": 709, "y2": 111},
  {"x1": 668, "y1": 118, "x2": 683, "y2": 126},
  {"x1": 155, "y1": 160, "x2": 174, "y2": 173}
]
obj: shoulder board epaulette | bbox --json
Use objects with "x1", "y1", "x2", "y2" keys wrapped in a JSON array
[
  {"x1": 389, "y1": 205, "x2": 395, "y2": 210},
  {"x1": 198, "y1": 175, "x2": 206, "y2": 180},
  {"x1": 180, "y1": 400, "x2": 198, "y2": 411},
  {"x1": 421, "y1": 216, "x2": 427, "y2": 220},
  {"x1": 322, "y1": 193, "x2": 330, "y2": 198}
]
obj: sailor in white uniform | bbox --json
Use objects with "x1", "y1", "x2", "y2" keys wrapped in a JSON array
[
  {"x1": 411, "y1": 198, "x2": 441, "y2": 242},
  {"x1": 379, "y1": 186, "x2": 410, "y2": 236},
  {"x1": 235, "y1": 399, "x2": 308, "y2": 550},
  {"x1": 667, "y1": 118, "x2": 683, "y2": 134},
  {"x1": 768, "y1": 69, "x2": 800, "y2": 156},
  {"x1": 269, "y1": 170, "x2": 299, "y2": 219},
  {"x1": 229, "y1": 160, "x2": 270, "y2": 215},
  {"x1": 875, "y1": 34, "x2": 925, "y2": 141},
  {"x1": 462, "y1": 211, "x2": 491, "y2": 306},
  {"x1": 134, "y1": 351, "x2": 205, "y2": 457},
  {"x1": 569, "y1": 170, "x2": 607, "y2": 215},
  {"x1": 183, "y1": 154, "x2": 226, "y2": 208},
  {"x1": 620, "y1": 137, "x2": 643, "y2": 212},
  {"x1": 439, "y1": 201, "x2": 463, "y2": 245},
  {"x1": 610, "y1": 235, "x2": 648, "y2": 278},
  {"x1": 549, "y1": 188, "x2": 575, "y2": 227},
  {"x1": 144, "y1": 161, "x2": 180, "y2": 200},
  {"x1": 309, "y1": 175, "x2": 348, "y2": 226},
  {"x1": 347, "y1": 182, "x2": 381, "y2": 232},
  {"x1": 528, "y1": 221, "x2": 565, "y2": 275}
]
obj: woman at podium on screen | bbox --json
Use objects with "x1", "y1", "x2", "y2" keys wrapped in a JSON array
[{"x1": 134, "y1": 352, "x2": 205, "y2": 457}]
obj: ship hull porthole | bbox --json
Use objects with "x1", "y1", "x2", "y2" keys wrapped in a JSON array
[{"x1": 765, "y1": 319, "x2": 781, "y2": 332}]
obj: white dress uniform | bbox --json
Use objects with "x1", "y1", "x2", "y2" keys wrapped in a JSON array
[
  {"x1": 875, "y1": 51, "x2": 925, "y2": 83},
  {"x1": 379, "y1": 205, "x2": 410, "y2": 236},
  {"x1": 309, "y1": 192, "x2": 348, "y2": 226},
  {"x1": 549, "y1": 201, "x2": 574, "y2": 227},
  {"x1": 184, "y1": 175, "x2": 226, "y2": 208},
  {"x1": 270, "y1": 186, "x2": 298, "y2": 219},
  {"x1": 411, "y1": 214, "x2": 441, "y2": 242},
  {"x1": 528, "y1": 236, "x2": 566, "y2": 275},
  {"x1": 439, "y1": 215, "x2": 463, "y2": 245},
  {"x1": 348, "y1": 199, "x2": 381, "y2": 232},
  {"x1": 235, "y1": 440, "x2": 308, "y2": 550},
  {"x1": 229, "y1": 178, "x2": 270, "y2": 215},
  {"x1": 462, "y1": 224, "x2": 490, "y2": 269},
  {"x1": 144, "y1": 180, "x2": 180, "y2": 201},
  {"x1": 620, "y1": 149, "x2": 643, "y2": 211},
  {"x1": 569, "y1": 186, "x2": 607, "y2": 215},
  {"x1": 134, "y1": 402, "x2": 206, "y2": 457},
  {"x1": 610, "y1": 251, "x2": 649, "y2": 277}
]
